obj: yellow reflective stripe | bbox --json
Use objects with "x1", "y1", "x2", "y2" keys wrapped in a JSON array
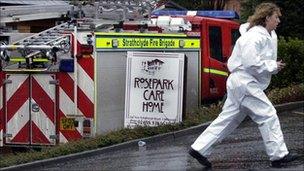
[
  {"x1": 33, "y1": 58, "x2": 49, "y2": 62},
  {"x1": 203, "y1": 68, "x2": 228, "y2": 76},
  {"x1": 10, "y1": 57, "x2": 25, "y2": 62},
  {"x1": 10, "y1": 58, "x2": 49, "y2": 62},
  {"x1": 95, "y1": 32, "x2": 187, "y2": 37},
  {"x1": 96, "y1": 38, "x2": 114, "y2": 48},
  {"x1": 96, "y1": 37, "x2": 200, "y2": 49},
  {"x1": 184, "y1": 39, "x2": 200, "y2": 48},
  {"x1": 9, "y1": 45, "x2": 18, "y2": 50}
]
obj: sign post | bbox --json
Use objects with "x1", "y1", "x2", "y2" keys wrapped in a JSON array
[{"x1": 124, "y1": 51, "x2": 185, "y2": 128}]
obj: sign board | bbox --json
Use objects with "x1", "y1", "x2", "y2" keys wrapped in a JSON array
[
  {"x1": 95, "y1": 32, "x2": 200, "y2": 49},
  {"x1": 60, "y1": 117, "x2": 76, "y2": 131},
  {"x1": 124, "y1": 51, "x2": 184, "y2": 128},
  {"x1": 96, "y1": 37, "x2": 200, "y2": 49}
]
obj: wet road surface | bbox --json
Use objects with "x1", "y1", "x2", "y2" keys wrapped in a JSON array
[{"x1": 33, "y1": 108, "x2": 303, "y2": 170}]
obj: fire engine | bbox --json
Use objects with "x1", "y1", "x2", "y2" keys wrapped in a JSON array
[{"x1": 0, "y1": 6, "x2": 240, "y2": 147}]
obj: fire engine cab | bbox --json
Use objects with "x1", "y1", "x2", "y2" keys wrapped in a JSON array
[{"x1": 0, "y1": 10, "x2": 240, "y2": 147}]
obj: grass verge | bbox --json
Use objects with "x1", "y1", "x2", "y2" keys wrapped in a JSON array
[{"x1": 0, "y1": 83, "x2": 303, "y2": 168}]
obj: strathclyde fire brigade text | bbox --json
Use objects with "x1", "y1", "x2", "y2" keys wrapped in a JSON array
[{"x1": 122, "y1": 38, "x2": 176, "y2": 48}]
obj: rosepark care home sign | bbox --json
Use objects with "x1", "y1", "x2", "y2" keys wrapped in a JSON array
[{"x1": 125, "y1": 52, "x2": 185, "y2": 128}]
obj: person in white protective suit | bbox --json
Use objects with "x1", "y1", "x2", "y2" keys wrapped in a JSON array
[{"x1": 188, "y1": 2, "x2": 298, "y2": 168}]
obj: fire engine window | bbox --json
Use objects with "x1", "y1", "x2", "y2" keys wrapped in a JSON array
[
  {"x1": 231, "y1": 29, "x2": 240, "y2": 49},
  {"x1": 209, "y1": 26, "x2": 223, "y2": 62}
]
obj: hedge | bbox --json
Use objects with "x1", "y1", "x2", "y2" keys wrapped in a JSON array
[{"x1": 270, "y1": 37, "x2": 304, "y2": 88}]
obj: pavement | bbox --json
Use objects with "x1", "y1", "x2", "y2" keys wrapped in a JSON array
[{"x1": 2, "y1": 101, "x2": 304, "y2": 171}]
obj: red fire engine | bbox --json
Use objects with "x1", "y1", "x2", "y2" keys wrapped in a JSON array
[
  {"x1": 125, "y1": 10, "x2": 240, "y2": 101},
  {"x1": 0, "y1": 10, "x2": 240, "y2": 147}
]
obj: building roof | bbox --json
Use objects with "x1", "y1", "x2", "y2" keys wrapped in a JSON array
[
  {"x1": 0, "y1": 0, "x2": 71, "y2": 23},
  {"x1": 0, "y1": 0, "x2": 69, "y2": 5}
]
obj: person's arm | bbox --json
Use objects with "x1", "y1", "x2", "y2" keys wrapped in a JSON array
[
  {"x1": 276, "y1": 59, "x2": 286, "y2": 71},
  {"x1": 241, "y1": 38, "x2": 278, "y2": 75}
]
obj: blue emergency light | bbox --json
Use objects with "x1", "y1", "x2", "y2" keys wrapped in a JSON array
[
  {"x1": 152, "y1": 10, "x2": 187, "y2": 16},
  {"x1": 151, "y1": 10, "x2": 239, "y2": 19},
  {"x1": 59, "y1": 59, "x2": 74, "y2": 72}
]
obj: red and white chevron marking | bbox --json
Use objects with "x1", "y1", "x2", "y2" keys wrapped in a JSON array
[
  {"x1": 30, "y1": 74, "x2": 56, "y2": 145},
  {"x1": 58, "y1": 56, "x2": 94, "y2": 143},
  {"x1": 4, "y1": 74, "x2": 56, "y2": 145},
  {"x1": 1, "y1": 33, "x2": 95, "y2": 146},
  {"x1": 5, "y1": 74, "x2": 30, "y2": 144},
  {"x1": 0, "y1": 72, "x2": 4, "y2": 147}
]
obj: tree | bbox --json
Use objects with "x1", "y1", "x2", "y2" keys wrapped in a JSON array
[
  {"x1": 171, "y1": 0, "x2": 303, "y2": 39},
  {"x1": 240, "y1": 0, "x2": 304, "y2": 39}
]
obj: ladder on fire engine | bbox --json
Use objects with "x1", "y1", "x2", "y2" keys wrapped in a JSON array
[
  {"x1": 93, "y1": 0, "x2": 157, "y2": 21},
  {"x1": 0, "y1": 22, "x2": 73, "y2": 71},
  {"x1": 0, "y1": 0, "x2": 159, "y2": 71}
]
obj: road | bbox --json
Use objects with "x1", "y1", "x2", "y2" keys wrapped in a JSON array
[{"x1": 15, "y1": 108, "x2": 304, "y2": 170}]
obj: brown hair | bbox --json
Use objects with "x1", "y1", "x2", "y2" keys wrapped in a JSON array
[{"x1": 248, "y1": 2, "x2": 281, "y2": 30}]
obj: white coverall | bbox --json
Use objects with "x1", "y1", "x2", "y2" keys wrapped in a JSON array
[
  {"x1": 191, "y1": 25, "x2": 289, "y2": 161},
  {"x1": 239, "y1": 23, "x2": 278, "y2": 59}
]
